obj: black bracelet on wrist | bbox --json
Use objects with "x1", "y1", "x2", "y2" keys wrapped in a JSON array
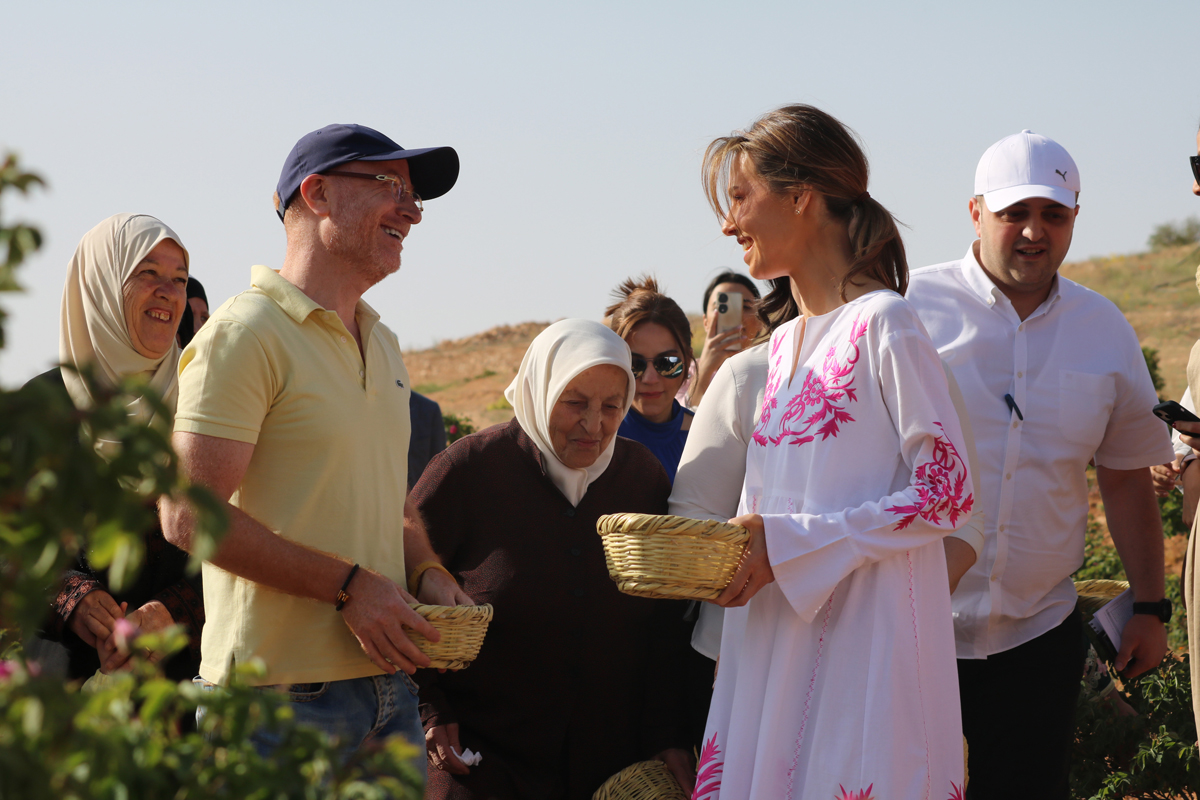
[{"x1": 335, "y1": 563, "x2": 360, "y2": 611}]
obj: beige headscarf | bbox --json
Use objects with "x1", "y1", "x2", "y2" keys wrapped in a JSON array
[
  {"x1": 59, "y1": 213, "x2": 189, "y2": 423},
  {"x1": 505, "y1": 319, "x2": 636, "y2": 506}
]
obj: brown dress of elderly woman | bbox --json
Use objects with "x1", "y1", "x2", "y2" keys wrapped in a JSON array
[
  {"x1": 414, "y1": 319, "x2": 696, "y2": 800},
  {"x1": 33, "y1": 213, "x2": 203, "y2": 682}
]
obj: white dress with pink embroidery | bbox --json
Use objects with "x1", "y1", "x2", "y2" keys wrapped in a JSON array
[{"x1": 695, "y1": 291, "x2": 970, "y2": 800}]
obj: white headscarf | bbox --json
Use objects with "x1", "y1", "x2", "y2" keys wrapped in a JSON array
[
  {"x1": 504, "y1": 319, "x2": 636, "y2": 506},
  {"x1": 59, "y1": 213, "x2": 189, "y2": 422}
]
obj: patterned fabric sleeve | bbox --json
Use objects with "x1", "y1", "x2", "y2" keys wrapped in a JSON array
[
  {"x1": 765, "y1": 317, "x2": 974, "y2": 623},
  {"x1": 46, "y1": 569, "x2": 103, "y2": 641},
  {"x1": 413, "y1": 442, "x2": 470, "y2": 730}
]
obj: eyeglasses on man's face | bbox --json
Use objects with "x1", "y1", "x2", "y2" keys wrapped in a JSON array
[
  {"x1": 324, "y1": 170, "x2": 424, "y2": 212},
  {"x1": 631, "y1": 354, "x2": 686, "y2": 380},
  {"x1": 1191, "y1": 155, "x2": 1200, "y2": 186}
]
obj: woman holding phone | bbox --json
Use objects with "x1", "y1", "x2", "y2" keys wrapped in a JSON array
[
  {"x1": 687, "y1": 272, "x2": 761, "y2": 408},
  {"x1": 693, "y1": 105, "x2": 971, "y2": 800}
]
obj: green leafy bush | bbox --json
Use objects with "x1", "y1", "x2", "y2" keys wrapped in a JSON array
[
  {"x1": 442, "y1": 412, "x2": 476, "y2": 444},
  {"x1": 1071, "y1": 655, "x2": 1199, "y2": 799},
  {"x1": 1071, "y1": 496, "x2": 1197, "y2": 795},
  {"x1": 1142, "y1": 346, "x2": 1165, "y2": 400}
]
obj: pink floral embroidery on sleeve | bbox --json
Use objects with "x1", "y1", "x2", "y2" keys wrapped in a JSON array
[
  {"x1": 768, "y1": 316, "x2": 868, "y2": 447},
  {"x1": 887, "y1": 422, "x2": 974, "y2": 530},
  {"x1": 947, "y1": 781, "x2": 966, "y2": 800},
  {"x1": 692, "y1": 732, "x2": 724, "y2": 800},
  {"x1": 835, "y1": 785, "x2": 875, "y2": 800}
]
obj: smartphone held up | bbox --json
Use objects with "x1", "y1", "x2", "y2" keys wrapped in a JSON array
[{"x1": 716, "y1": 291, "x2": 743, "y2": 351}]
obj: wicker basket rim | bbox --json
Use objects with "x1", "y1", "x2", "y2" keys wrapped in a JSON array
[
  {"x1": 596, "y1": 513, "x2": 748, "y2": 542},
  {"x1": 407, "y1": 602, "x2": 494, "y2": 622},
  {"x1": 593, "y1": 759, "x2": 688, "y2": 800},
  {"x1": 1073, "y1": 579, "x2": 1130, "y2": 597}
]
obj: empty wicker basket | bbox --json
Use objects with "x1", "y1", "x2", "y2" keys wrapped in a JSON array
[
  {"x1": 405, "y1": 603, "x2": 494, "y2": 670},
  {"x1": 596, "y1": 513, "x2": 750, "y2": 601},
  {"x1": 593, "y1": 760, "x2": 689, "y2": 800}
]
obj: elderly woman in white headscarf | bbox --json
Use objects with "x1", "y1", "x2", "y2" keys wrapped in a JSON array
[
  {"x1": 34, "y1": 213, "x2": 203, "y2": 683},
  {"x1": 413, "y1": 319, "x2": 695, "y2": 800}
]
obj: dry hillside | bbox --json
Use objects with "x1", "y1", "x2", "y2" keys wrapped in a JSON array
[
  {"x1": 404, "y1": 322, "x2": 549, "y2": 431},
  {"x1": 1060, "y1": 243, "x2": 1200, "y2": 403}
]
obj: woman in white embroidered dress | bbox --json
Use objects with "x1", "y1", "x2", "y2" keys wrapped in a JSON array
[{"x1": 693, "y1": 106, "x2": 972, "y2": 800}]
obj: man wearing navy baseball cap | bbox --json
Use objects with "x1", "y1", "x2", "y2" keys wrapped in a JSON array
[
  {"x1": 907, "y1": 131, "x2": 1173, "y2": 798},
  {"x1": 163, "y1": 124, "x2": 471, "y2": 776}
]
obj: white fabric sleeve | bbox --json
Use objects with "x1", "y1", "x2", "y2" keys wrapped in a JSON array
[
  {"x1": 670, "y1": 360, "x2": 752, "y2": 524},
  {"x1": 942, "y1": 363, "x2": 984, "y2": 558},
  {"x1": 765, "y1": 328, "x2": 975, "y2": 623},
  {"x1": 669, "y1": 357, "x2": 750, "y2": 661},
  {"x1": 1092, "y1": 326, "x2": 1176, "y2": 470},
  {"x1": 1173, "y1": 387, "x2": 1196, "y2": 462},
  {"x1": 670, "y1": 346, "x2": 769, "y2": 660}
]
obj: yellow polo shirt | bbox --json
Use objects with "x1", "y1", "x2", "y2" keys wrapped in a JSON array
[{"x1": 176, "y1": 265, "x2": 411, "y2": 685}]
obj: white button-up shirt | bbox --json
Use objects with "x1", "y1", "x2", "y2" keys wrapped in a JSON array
[{"x1": 908, "y1": 242, "x2": 1174, "y2": 659}]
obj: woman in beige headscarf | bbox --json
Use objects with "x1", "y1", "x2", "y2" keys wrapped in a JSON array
[
  {"x1": 413, "y1": 319, "x2": 696, "y2": 800},
  {"x1": 34, "y1": 213, "x2": 204, "y2": 683}
]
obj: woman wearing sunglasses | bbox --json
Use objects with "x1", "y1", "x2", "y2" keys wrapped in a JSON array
[{"x1": 605, "y1": 277, "x2": 695, "y2": 483}]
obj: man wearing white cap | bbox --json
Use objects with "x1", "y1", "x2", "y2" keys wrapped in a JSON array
[{"x1": 907, "y1": 131, "x2": 1174, "y2": 798}]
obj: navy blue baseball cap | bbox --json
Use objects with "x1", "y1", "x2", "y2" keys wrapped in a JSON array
[{"x1": 275, "y1": 123, "x2": 459, "y2": 221}]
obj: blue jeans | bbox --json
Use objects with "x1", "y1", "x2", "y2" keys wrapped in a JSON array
[{"x1": 195, "y1": 672, "x2": 426, "y2": 784}]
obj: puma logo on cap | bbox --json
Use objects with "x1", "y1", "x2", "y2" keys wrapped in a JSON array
[{"x1": 1055, "y1": 169, "x2": 1068, "y2": 181}]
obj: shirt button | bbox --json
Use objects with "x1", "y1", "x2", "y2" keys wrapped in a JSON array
[
  {"x1": 359, "y1": 370, "x2": 365, "y2": 378},
  {"x1": 1012, "y1": 421, "x2": 1019, "y2": 429},
  {"x1": 570, "y1": 547, "x2": 582, "y2": 557},
  {"x1": 1006, "y1": 473, "x2": 1012, "y2": 480},
  {"x1": 999, "y1": 525, "x2": 1006, "y2": 532},
  {"x1": 564, "y1": 508, "x2": 576, "y2": 518},
  {"x1": 572, "y1": 588, "x2": 585, "y2": 598},
  {"x1": 1018, "y1": 324, "x2": 1024, "y2": 331},
  {"x1": 1017, "y1": 371, "x2": 1023, "y2": 378},
  {"x1": 341, "y1": 336, "x2": 348, "y2": 343},
  {"x1": 991, "y1": 575, "x2": 999, "y2": 582}
]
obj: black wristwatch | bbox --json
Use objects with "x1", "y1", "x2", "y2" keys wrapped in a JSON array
[{"x1": 1132, "y1": 599, "x2": 1173, "y2": 623}]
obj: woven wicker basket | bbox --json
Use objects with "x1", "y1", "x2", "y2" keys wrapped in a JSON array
[
  {"x1": 404, "y1": 603, "x2": 494, "y2": 670},
  {"x1": 1074, "y1": 579, "x2": 1130, "y2": 617},
  {"x1": 593, "y1": 760, "x2": 689, "y2": 800},
  {"x1": 596, "y1": 513, "x2": 749, "y2": 601}
]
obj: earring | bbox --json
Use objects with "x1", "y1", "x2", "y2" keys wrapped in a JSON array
[{"x1": 794, "y1": 205, "x2": 802, "y2": 215}]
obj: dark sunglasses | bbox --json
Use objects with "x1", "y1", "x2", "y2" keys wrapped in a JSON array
[
  {"x1": 1192, "y1": 155, "x2": 1200, "y2": 185},
  {"x1": 631, "y1": 354, "x2": 686, "y2": 379}
]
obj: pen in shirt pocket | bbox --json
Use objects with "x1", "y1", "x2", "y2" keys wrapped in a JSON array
[{"x1": 1004, "y1": 393, "x2": 1024, "y2": 421}]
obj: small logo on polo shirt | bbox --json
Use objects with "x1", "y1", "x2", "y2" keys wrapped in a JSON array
[
  {"x1": 396, "y1": 379, "x2": 405, "y2": 388},
  {"x1": 1055, "y1": 168, "x2": 1068, "y2": 182}
]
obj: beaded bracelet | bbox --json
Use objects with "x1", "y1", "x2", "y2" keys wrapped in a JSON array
[{"x1": 335, "y1": 563, "x2": 360, "y2": 611}]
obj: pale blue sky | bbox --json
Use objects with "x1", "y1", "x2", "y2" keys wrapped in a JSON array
[{"x1": 2, "y1": 0, "x2": 1197, "y2": 385}]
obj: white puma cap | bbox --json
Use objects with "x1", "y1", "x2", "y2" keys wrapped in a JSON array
[{"x1": 974, "y1": 130, "x2": 1079, "y2": 211}]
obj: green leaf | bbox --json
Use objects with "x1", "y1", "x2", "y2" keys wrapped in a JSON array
[{"x1": 21, "y1": 697, "x2": 43, "y2": 738}]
